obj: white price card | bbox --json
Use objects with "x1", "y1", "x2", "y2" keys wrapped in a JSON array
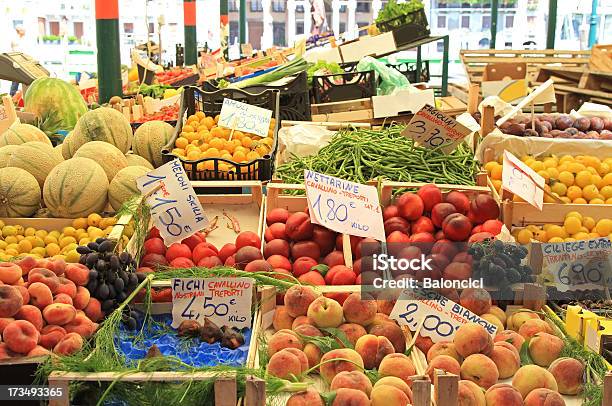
[
  {"x1": 541, "y1": 237, "x2": 612, "y2": 292},
  {"x1": 502, "y1": 150, "x2": 545, "y2": 211},
  {"x1": 390, "y1": 287, "x2": 498, "y2": 343},
  {"x1": 304, "y1": 170, "x2": 385, "y2": 242},
  {"x1": 402, "y1": 104, "x2": 472, "y2": 153},
  {"x1": 171, "y1": 277, "x2": 254, "y2": 329},
  {"x1": 136, "y1": 159, "x2": 208, "y2": 245},
  {"x1": 218, "y1": 98, "x2": 273, "y2": 137}
]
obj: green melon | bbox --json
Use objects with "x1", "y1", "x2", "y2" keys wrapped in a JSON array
[
  {"x1": 24, "y1": 77, "x2": 88, "y2": 135},
  {"x1": 74, "y1": 141, "x2": 128, "y2": 182},
  {"x1": 0, "y1": 145, "x2": 19, "y2": 168},
  {"x1": 0, "y1": 123, "x2": 51, "y2": 147},
  {"x1": 0, "y1": 167, "x2": 41, "y2": 217},
  {"x1": 132, "y1": 121, "x2": 174, "y2": 167},
  {"x1": 108, "y1": 166, "x2": 150, "y2": 211},
  {"x1": 68, "y1": 107, "x2": 133, "y2": 157},
  {"x1": 43, "y1": 157, "x2": 109, "y2": 218},
  {"x1": 7, "y1": 141, "x2": 64, "y2": 188},
  {"x1": 125, "y1": 153, "x2": 154, "y2": 169}
]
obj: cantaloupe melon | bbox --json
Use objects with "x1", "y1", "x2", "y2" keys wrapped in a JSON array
[
  {"x1": 108, "y1": 165, "x2": 150, "y2": 211},
  {"x1": 0, "y1": 145, "x2": 19, "y2": 168},
  {"x1": 74, "y1": 141, "x2": 128, "y2": 182},
  {"x1": 68, "y1": 107, "x2": 132, "y2": 156},
  {"x1": 125, "y1": 153, "x2": 154, "y2": 169},
  {"x1": 61, "y1": 131, "x2": 75, "y2": 160},
  {"x1": 0, "y1": 167, "x2": 41, "y2": 217},
  {"x1": 132, "y1": 121, "x2": 174, "y2": 167},
  {"x1": 43, "y1": 157, "x2": 109, "y2": 218},
  {"x1": 0, "y1": 123, "x2": 51, "y2": 147},
  {"x1": 7, "y1": 141, "x2": 64, "y2": 188}
]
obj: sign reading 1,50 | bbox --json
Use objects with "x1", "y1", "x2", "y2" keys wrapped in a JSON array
[
  {"x1": 407, "y1": 120, "x2": 446, "y2": 147},
  {"x1": 312, "y1": 194, "x2": 355, "y2": 223}
]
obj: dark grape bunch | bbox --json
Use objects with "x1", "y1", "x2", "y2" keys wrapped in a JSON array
[
  {"x1": 77, "y1": 238, "x2": 146, "y2": 316},
  {"x1": 469, "y1": 239, "x2": 534, "y2": 300}
]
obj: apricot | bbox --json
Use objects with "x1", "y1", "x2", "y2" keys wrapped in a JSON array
[
  {"x1": 342, "y1": 293, "x2": 377, "y2": 326},
  {"x1": 3, "y1": 320, "x2": 40, "y2": 354},
  {"x1": 355, "y1": 334, "x2": 395, "y2": 369},
  {"x1": 490, "y1": 341, "x2": 520, "y2": 379},
  {"x1": 426, "y1": 354, "x2": 461, "y2": 382},
  {"x1": 284, "y1": 285, "x2": 318, "y2": 317},
  {"x1": 64, "y1": 313, "x2": 97, "y2": 338},
  {"x1": 43, "y1": 303, "x2": 77, "y2": 326},
  {"x1": 319, "y1": 348, "x2": 364, "y2": 383},
  {"x1": 307, "y1": 296, "x2": 343, "y2": 328},
  {"x1": 64, "y1": 263, "x2": 90, "y2": 286},
  {"x1": 529, "y1": 333, "x2": 564, "y2": 367},
  {"x1": 286, "y1": 389, "x2": 323, "y2": 406},
  {"x1": 518, "y1": 319, "x2": 553, "y2": 340},
  {"x1": 331, "y1": 388, "x2": 369, "y2": 406},
  {"x1": 83, "y1": 297, "x2": 104, "y2": 322},
  {"x1": 485, "y1": 383, "x2": 523, "y2": 406},
  {"x1": 330, "y1": 371, "x2": 372, "y2": 396},
  {"x1": 493, "y1": 330, "x2": 525, "y2": 352},
  {"x1": 0, "y1": 285, "x2": 23, "y2": 317},
  {"x1": 53, "y1": 332, "x2": 83, "y2": 355},
  {"x1": 548, "y1": 357, "x2": 584, "y2": 395},
  {"x1": 459, "y1": 288, "x2": 491, "y2": 316},
  {"x1": 369, "y1": 321, "x2": 406, "y2": 353},
  {"x1": 427, "y1": 341, "x2": 462, "y2": 363},
  {"x1": 374, "y1": 376, "x2": 412, "y2": 400},
  {"x1": 28, "y1": 282, "x2": 53, "y2": 309},
  {"x1": 0, "y1": 262, "x2": 22, "y2": 284},
  {"x1": 303, "y1": 343, "x2": 322, "y2": 370},
  {"x1": 0, "y1": 317, "x2": 15, "y2": 333},
  {"x1": 272, "y1": 306, "x2": 295, "y2": 331},
  {"x1": 15, "y1": 305, "x2": 44, "y2": 331},
  {"x1": 370, "y1": 384, "x2": 410, "y2": 406},
  {"x1": 267, "y1": 329, "x2": 303, "y2": 356},
  {"x1": 378, "y1": 353, "x2": 416, "y2": 386},
  {"x1": 507, "y1": 310, "x2": 539, "y2": 331},
  {"x1": 267, "y1": 348, "x2": 307, "y2": 379},
  {"x1": 27, "y1": 345, "x2": 51, "y2": 357},
  {"x1": 458, "y1": 379, "x2": 486, "y2": 406},
  {"x1": 454, "y1": 322, "x2": 493, "y2": 357},
  {"x1": 512, "y1": 365, "x2": 558, "y2": 398},
  {"x1": 40, "y1": 325, "x2": 66, "y2": 349},
  {"x1": 460, "y1": 354, "x2": 499, "y2": 389}
]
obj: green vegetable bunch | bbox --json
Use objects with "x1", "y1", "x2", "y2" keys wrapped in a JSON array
[
  {"x1": 137, "y1": 83, "x2": 174, "y2": 98},
  {"x1": 376, "y1": 0, "x2": 425, "y2": 26},
  {"x1": 307, "y1": 60, "x2": 344, "y2": 86}
]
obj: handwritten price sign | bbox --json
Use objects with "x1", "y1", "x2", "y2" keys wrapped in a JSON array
[
  {"x1": 502, "y1": 151, "x2": 545, "y2": 210},
  {"x1": 171, "y1": 277, "x2": 254, "y2": 329},
  {"x1": 541, "y1": 237, "x2": 612, "y2": 292},
  {"x1": 401, "y1": 104, "x2": 472, "y2": 153},
  {"x1": 304, "y1": 170, "x2": 385, "y2": 241},
  {"x1": 137, "y1": 159, "x2": 208, "y2": 245},
  {"x1": 389, "y1": 287, "x2": 498, "y2": 343},
  {"x1": 218, "y1": 98, "x2": 273, "y2": 137}
]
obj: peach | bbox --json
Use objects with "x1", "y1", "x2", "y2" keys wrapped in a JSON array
[
  {"x1": 15, "y1": 305, "x2": 44, "y2": 331},
  {"x1": 54, "y1": 293, "x2": 73, "y2": 305},
  {"x1": 307, "y1": 296, "x2": 343, "y2": 328},
  {"x1": 28, "y1": 282, "x2": 53, "y2": 309},
  {"x1": 460, "y1": 354, "x2": 499, "y2": 389},
  {"x1": 480, "y1": 313, "x2": 504, "y2": 332},
  {"x1": 73, "y1": 286, "x2": 90, "y2": 310},
  {"x1": 40, "y1": 325, "x2": 66, "y2": 349},
  {"x1": 370, "y1": 384, "x2": 410, "y2": 406},
  {"x1": 272, "y1": 306, "x2": 295, "y2": 331},
  {"x1": 342, "y1": 293, "x2": 377, "y2": 326},
  {"x1": 459, "y1": 288, "x2": 491, "y2": 316},
  {"x1": 27, "y1": 345, "x2": 50, "y2": 357},
  {"x1": 0, "y1": 285, "x2": 23, "y2": 317},
  {"x1": 507, "y1": 310, "x2": 539, "y2": 331},
  {"x1": 319, "y1": 348, "x2": 364, "y2": 383},
  {"x1": 283, "y1": 347, "x2": 309, "y2": 373},
  {"x1": 529, "y1": 333, "x2": 564, "y2": 367},
  {"x1": 485, "y1": 383, "x2": 523, "y2": 406},
  {"x1": 42, "y1": 303, "x2": 77, "y2": 326},
  {"x1": 330, "y1": 371, "x2": 372, "y2": 396},
  {"x1": 284, "y1": 285, "x2": 318, "y2": 317},
  {"x1": 378, "y1": 353, "x2": 416, "y2": 386},
  {"x1": 15, "y1": 285, "x2": 29, "y2": 305},
  {"x1": 83, "y1": 297, "x2": 104, "y2": 322},
  {"x1": 3, "y1": 320, "x2": 40, "y2": 354},
  {"x1": 293, "y1": 323, "x2": 322, "y2": 337},
  {"x1": 355, "y1": 334, "x2": 395, "y2": 369},
  {"x1": 454, "y1": 323, "x2": 493, "y2": 357},
  {"x1": 53, "y1": 332, "x2": 83, "y2": 355},
  {"x1": 0, "y1": 343, "x2": 15, "y2": 360},
  {"x1": 64, "y1": 313, "x2": 97, "y2": 338},
  {"x1": 458, "y1": 380, "x2": 486, "y2": 406},
  {"x1": 331, "y1": 388, "x2": 369, "y2": 406},
  {"x1": 512, "y1": 365, "x2": 558, "y2": 398},
  {"x1": 338, "y1": 323, "x2": 367, "y2": 347},
  {"x1": 369, "y1": 321, "x2": 406, "y2": 353},
  {"x1": 0, "y1": 262, "x2": 22, "y2": 284},
  {"x1": 64, "y1": 263, "x2": 90, "y2": 286},
  {"x1": 519, "y1": 319, "x2": 553, "y2": 340},
  {"x1": 55, "y1": 277, "x2": 77, "y2": 298},
  {"x1": 488, "y1": 306, "x2": 507, "y2": 326},
  {"x1": 303, "y1": 343, "x2": 322, "y2": 369},
  {"x1": 47, "y1": 258, "x2": 66, "y2": 276},
  {"x1": 16, "y1": 256, "x2": 37, "y2": 275},
  {"x1": 286, "y1": 389, "x2": 324, "y2": 406},
  {"x1": 427, "y1": 341, "x2": 462, "y2": 363},
  {"x1": 267, "y1": 348, "x2": 306, "y2": 379},
  {"x1": 548, "y1": 357, "x2": 584, "y2": 395},
  {"x1": 0, "y1": 317, "x2": 14, "y2": 333},
  {"x1": 369, "y1": 312, "x2": 391, "y2": 328},
  {"x1": 28, "y1": 268, "x2": 60, "y2": 292},
  {"x1": 490, "y1": 341, "x2": 520, "y2": 379},
  {"x1": 374, "y1": 376, "x2": 412, "y2": 400},
  {"x1": 524, "y1": 388, "x2": 565, "y2": 406},
  {"x1": 494, "y1": 330, "x2": 525, "y2": 352},
  {"x1": 414, "y1": 333, "x2": 434, "y2": 354},
  {"x1": 267, "y1": 329, "x2": 303, "y2": 356},
  {"x1": 426, "y1": 354, "x2": 461, "y2": 382},
  {"x1": 292, "y1": 315, "x2": 314, "y2": 329}
]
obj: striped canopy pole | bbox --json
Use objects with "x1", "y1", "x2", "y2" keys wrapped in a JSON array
[
  {"x1": 184, "y1": 0, "x2": 197, "y2": 65},
  {"x1": 95, "y1": 0, "x2": 122, "y2": 103}
]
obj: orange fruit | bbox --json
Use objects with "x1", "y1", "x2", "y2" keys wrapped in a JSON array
[
  {"x1": 221, "y1": 153, "x2": 233, "y2": 161},
  {"x1": 490, "y1": 165, "x2": 503, "y2": 181},
  {"x1": 209, "y1": 137, "x2": 224, "y2": 150},
  {"x1": 241, "y1": 137, "x2": 253, "y2": 148},
  {"x1": 573, "y1": 197, "x2": 587, "y2": 204},
  {"x1": 182, "y1": 125, "x2": 195, "y2": 133},
  {"x1": 171, "y1": 148, "x2": 185, "y2": 156},
  {"x1": 186, "y1": 150, "x2": 201, "y2": 161},
  {"x1": 246, "y1": 151, "x2": 259, "y2": 161},
  {"x1": 205, "y1": 148, "x2": 220, "y2": 158},
  {"x1": 233, "y1": 151, "x2": 247, "y2": 162},
  {"x1": 582, "y1": 184, "x2": 599, "y2": 201},
  {"x1": 195, "y1": 111, "x2": 205, "y2": 119},
  {"x1": 210, "y1": 127, "x2": 224, "y2": 138},
  {"x1": 175, "y1": 137, "x2": 189, "y2": 149},
  {"x1": 566, "y1": 185, "x2": 582, "y2": 200},
  {"x1": 198, "y1": 143, "x2": 210, "y2": 152},
  {"x1": 214, "y1": 114, "x2": 221, "y2": 123}
]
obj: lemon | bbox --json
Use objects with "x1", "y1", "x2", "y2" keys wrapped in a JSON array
[
  {"x1": 59, "y1": 236, "x2": 77, "y2": 248},
  {"x1": 35, "y1": 230, "x2": 48, "y2": 239},
  {"x1": 543, "y1": 158, "x2": 558, "y2": 169},
  {"x1": 558, "y1": 171, "x2": 574, "y2": 187},
  {"x1": 566, "y1": 211, "x2": 583, "y2": 221},
  {"x1": 4, "y1": 236, "x2": 18, "y2": 245},
  {"x1": 568, "y1": 162, "x2": 586, "y2": 173},
  {"x1": 62, "y1": 227, "x2": 77, "y2": 237},
  {"x1": 24, "y1": 227, "x2": 36, "y2": 237},
  {"x1": 590, "y1": 198, "x2": 605, "y2": 205},
  {"x1": 526, "y1": 225, "x2": 540, "y2": 233},
  {"x1": 49, "y1": 230, "x2": 60, "y2": 239},
  {"x1": 45, "y1": 243, "x2": 61, "y2": 257},
  {"x1": 559, "y1": 155, "x2": 575, "y2": 164},
  {"x1": 0, "y1": 241, "x2": 6, "y2": 250},
  {"x1": 533, "y1": 229, "x2": 548, "y2": 242},
  {"x1": 582, "y1": 185, "x2": 599, "y2": 201},
  {"x1": 30, "y1": 247, "x2": 46, "y2": 257},
  {"x1": 588, "y1": 232, "x2": 601, "y2": 239},
  {"x1": 572, "y1": 232, "x2": 590, "y2": 240},
  {"x1": 595, "y1": 219, "x2": 612, "y2": 236},
  {"x1": 575, "y1": 171, "x2": 593, "y2": 188},
  {"x1": 550, "y1": 182, "x2": 567, "y2": 196},
  {"x1": 598, "y1": 162, "x2": 610, "y2": 177},
  {"x1": 530, "y1": 161, "x2": 545, "y2": 172},
  {"x1": 17, "y1": 240, "x2": 32, "y2": 253},
  {"x1": 517, "y1": 229, "x2": 534, "y2": 244},
  {"x1": 2, "y1": 226, "x2": 17, "y2": 236},
  {"x1": 65, "y1": 250, "x2": 81, "y2": 263},
  {"x1": 537, "y1": 170, "x2": 550, "y2": 182},
  {"x1": 563, "y1": 216, "x2": 582, "y2": 235}
]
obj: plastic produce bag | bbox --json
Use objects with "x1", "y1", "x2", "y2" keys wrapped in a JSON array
[
  {"x1": 277, "y1": 124, "x2": 335, "y2": 164},
  {"x1": 356, "y1": 56, "x2": 412, "y2": 95}
]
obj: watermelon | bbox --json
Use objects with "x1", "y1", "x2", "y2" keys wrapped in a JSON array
[
  {"x1": 24, "y1": 77, "x2": 87, "y2": 135},
  {"x1": 68, "y1": 107, "x2": 132, "y2": 156}
]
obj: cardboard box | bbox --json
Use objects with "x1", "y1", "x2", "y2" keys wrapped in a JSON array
[
  {"x1": 481, "y1": 62, "x2": 528, "y2": 104},
  {"x1": 303, "y1": 46, "x2": 342, "y2": 64},
  {"x1": 371, "y1": 88, "x2": 435, "y2": 118},
  {"x1": 339, "y1": 32, "x2": 397, "y2": 63},
  {"x1": 565, "y1": 305, "x2": 599, "y2": 342}
]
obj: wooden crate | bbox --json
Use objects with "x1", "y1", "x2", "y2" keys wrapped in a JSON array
[
  {"x1": 589, "y1": 44, "x2": 612, "y2": 73},
  {"x1": 501, "y1": 199, "x2": 612, "y2": 230},
  {"x1": 380, "y1": 181, "x2": 492, "y2": 207},
  {"x1": 311, "y1": 98, "x2": 374, "y2": 122}
]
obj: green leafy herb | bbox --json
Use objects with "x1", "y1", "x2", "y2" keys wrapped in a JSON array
[
  {"x1": 519, "y1": 340, "x2": 533, "y2": 365},
  {"x1": 321, "y1": 327, "x2": 354, "y2": 349}
]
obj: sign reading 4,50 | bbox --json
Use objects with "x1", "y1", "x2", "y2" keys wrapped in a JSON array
[{"x1": 311, "y1": 194, "x2": 355, "y2": 224}]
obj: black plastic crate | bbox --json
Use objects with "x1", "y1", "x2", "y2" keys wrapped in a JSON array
[
  {"x1": 312, "y1": 70, "x2": 376, "y2": 103},
  {"x1": 387, "y1": 60, "x2": 431, "y2": 83},
  {"x1": 377, "y1": 8, "x2": 430, "y2": 47},
  {"x1": 161, "y1": 86, "x2": 280, "y2": 182},
  {"x1": 202, "y1": 72, "x2": 310, "y2": 121}
]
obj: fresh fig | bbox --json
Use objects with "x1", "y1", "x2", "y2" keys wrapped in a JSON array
[
  {"x1": 178, "y1": 320, "x2": 201, "y2": 337},
  {"x1": 200, "y1": 318, "x2": 223, "y2": 344},
  {"x1": 590, "y1": 117, "x2": 604, "y2": 132}
]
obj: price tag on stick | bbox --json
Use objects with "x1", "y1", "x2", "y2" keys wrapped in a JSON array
[
  {"x1": 304, "y1": 170, "x2": 385, "y2": 241},
  {"x1": 218, "y1": 98, "x2": 272, "y2": 137},
  {"x1": 502, "y1": 151, "x2": 545, "y2": 210},
  {"x1": 137, "y1": 159, "x2": 208, "y2": 245},
  {"x1": 402, "y1": 104, "x2": 472, "y2": 153},
  {"x1": 171, "y1": 277, "x2": 254, "y2": 329}
]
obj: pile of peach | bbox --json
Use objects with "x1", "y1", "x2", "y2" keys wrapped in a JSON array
[
  {"x1": 270, "y1": 286, "x2": 415, "y2": 406},
  {"x1": 0, "y1": 257, "x2": 102, "y2": 359}
]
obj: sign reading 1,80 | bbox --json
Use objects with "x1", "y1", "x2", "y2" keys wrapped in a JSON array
[{"x1": 311, "y1": 194, "x2": 355, "y2": 224}]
